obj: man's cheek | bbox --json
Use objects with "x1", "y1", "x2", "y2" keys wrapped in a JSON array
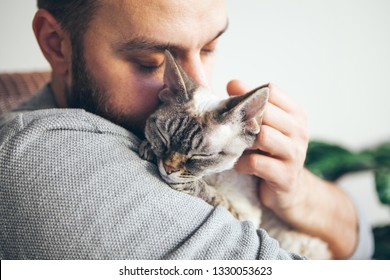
[
  {"x1": 125, "y1": 77, "x2": 163, "y2": 115},
  {"x1": 132, "y1": 75, "x2": 163, "y2": 99}
]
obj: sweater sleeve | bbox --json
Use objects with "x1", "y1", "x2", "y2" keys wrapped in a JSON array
[{"x1": 0, "y1": 109, "x2": 304, "y2": 260}]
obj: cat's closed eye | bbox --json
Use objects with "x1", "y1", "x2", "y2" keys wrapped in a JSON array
[
  {"x1": 190, "y1": 151, "x2": 226, "y2": 160},
  {"x1": 190, "y1": 153, "x2": 214, "y2": 160}
]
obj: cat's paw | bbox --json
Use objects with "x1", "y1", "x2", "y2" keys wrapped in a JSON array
[{"x1": 139, "y1": 140, "x2": 156, "y2": 162}]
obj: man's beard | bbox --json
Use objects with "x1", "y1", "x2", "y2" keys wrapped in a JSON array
[{"x1": 66, "y1": 43, "x2": 143, "y2": 138}]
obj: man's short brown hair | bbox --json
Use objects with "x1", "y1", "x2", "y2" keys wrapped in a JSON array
[{"x1": 37, "y1": 0, "x2": 99, "y2": 45}]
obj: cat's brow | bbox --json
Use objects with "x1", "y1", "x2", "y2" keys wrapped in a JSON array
[{"x1": 115, "y1": 21, "x2": 229, "y2": 53}]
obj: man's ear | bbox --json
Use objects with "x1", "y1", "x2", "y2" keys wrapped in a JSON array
[{"x1": 32, "y1": 9, "x2": 72, "y2": 75}]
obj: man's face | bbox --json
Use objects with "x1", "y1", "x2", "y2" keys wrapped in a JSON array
[{"x1": 69, "y1": 0, "x2": 227, "y2": 137}]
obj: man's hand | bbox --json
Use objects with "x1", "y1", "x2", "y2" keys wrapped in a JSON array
[
  {"x1": 228, "y1": 81, "x2": 309, "y2": 212},
  {"x1": 227, "y1": 80, "x2": 358, "y2": 259}
]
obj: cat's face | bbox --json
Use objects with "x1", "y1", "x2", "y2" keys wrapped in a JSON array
[{"x1": 144, "y1": 51, "x2": 268, "y2": 184}]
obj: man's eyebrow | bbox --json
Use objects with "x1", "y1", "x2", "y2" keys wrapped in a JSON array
[
  {"x1": 115, "y1": 39, "x2": 172, "y2": 53},
  {"x1": 213, "y1": 19, "x2": 229, "y2": 42},
  {"x1": 115, "y1": 19, "x2": 229, "y2": 53}
]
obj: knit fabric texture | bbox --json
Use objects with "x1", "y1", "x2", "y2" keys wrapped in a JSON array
[{"x1": 0, "y1": 85, "x2": 305, "y2": 260}]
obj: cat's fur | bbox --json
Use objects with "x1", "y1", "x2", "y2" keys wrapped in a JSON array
[{"x1": 139, "y1": 50, "x2": 331, "y2": 259}]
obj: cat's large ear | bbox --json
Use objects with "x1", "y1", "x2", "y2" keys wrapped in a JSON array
[
  {"x1": 218, "y1": 85, "x2": 269, "y2": 134},
  {"x1": 159, "y1": 50, "x2": 198, "y2": 104}
]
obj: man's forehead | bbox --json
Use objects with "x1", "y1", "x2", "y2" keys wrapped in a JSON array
[
  {"x1": 113, "y1": 22, "x2": 228, "y2": 56},
  {"x1": 96, "y1": 0, "x2": 227, "y2": 23},
  {"x1": 94, "y1": 0, "x2": 227, "y2": 47}
]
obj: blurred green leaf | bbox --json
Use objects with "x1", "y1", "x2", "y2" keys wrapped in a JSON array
[
  {"x1": 306, "y1": 140, "x2": 390, "y2": 206},
  {"x1": 305, "y1": 141, "x2": 374, "y2": 181},
  {"x1": 306, "y1": 140, "x2": 390, "y2": 259},
  {"x1": 365, "y1": 142, "x2": 390, "y2": 167},
  {"x1": 375, "y1": 169, "x2": 390, "y2": 205},
  {"x1": 373, "y1": 225, "x2": 390, "y2": 260}
]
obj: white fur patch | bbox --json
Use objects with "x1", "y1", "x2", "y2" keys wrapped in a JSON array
[
  {"x1": 209, "y1": 124, "x2": 233, "y2": 149},
  {"x1": 205, "y1": 170, "x2": 262, "y2": 227},
  {"x1": 192, "y1": 87, "x2": 222, "y2": 113}
]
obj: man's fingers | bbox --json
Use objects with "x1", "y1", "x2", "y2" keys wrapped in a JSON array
[
  {"x1": 253, "y1": 125, "x2": 293, "y2": 160},
  {"x1": 268, "y1": 83, "x2": 308, "y2": 124},
  {"x1": 262, "y1": 103, "x2": 309, "y2": 143},
  {"x1": 227, "y1": 81, "x2": 307, "y2": 126},
  {"x1": 226, "y1": 80, "x2": 249, "y2": 96},
  {"x1": 262, "y1": 102, "x2": 296, "y2": 136},
  {"x1": 268, "y1": 83, "x2": 298, "y2": 113},
  {"x1": 235, "y1": 153, "x2": 290, "y2": 191},
  {"x1": 227, "y1": 79, "x2": 269, "y2": 97}
]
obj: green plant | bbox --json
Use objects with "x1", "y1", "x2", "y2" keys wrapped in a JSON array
[{"x1": 305, "y1": 140, "x2": 390, "y2": 259}]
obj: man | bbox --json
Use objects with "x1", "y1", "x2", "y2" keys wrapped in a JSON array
[{"x1": 0, "y1": 0, "x2": 373, "y2": 259}]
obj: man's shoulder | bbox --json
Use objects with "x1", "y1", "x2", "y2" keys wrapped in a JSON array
[
  {"x1": 0, "y1": 108, "x2": 140, "y2": 150},
  {"x1": 0, "y1": 106, "x2": 153, "y2": 192},
  {"x1": 0, "y1": 84, "x2": 150, "y2": 189},
  {"x1": 1, "y1": 84, "x2": 139, "y2": 147}
]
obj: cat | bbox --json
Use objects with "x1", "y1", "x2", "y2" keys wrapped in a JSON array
[{"x1": 139, "y1": 50, "x2": 331, "y2": 259}]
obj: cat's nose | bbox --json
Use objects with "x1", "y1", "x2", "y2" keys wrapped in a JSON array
[{"x1": 163, "y1": 162, "x2": 180, "y2": 175}]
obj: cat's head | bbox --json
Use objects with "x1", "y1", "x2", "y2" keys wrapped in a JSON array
[{"x1": 144, "y1": 50, "x2": 269, "y2": 184}]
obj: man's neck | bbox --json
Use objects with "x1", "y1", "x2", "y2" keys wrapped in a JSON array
[{"x1": 50, "y1": 73, "x2": 68, "y2": 108}]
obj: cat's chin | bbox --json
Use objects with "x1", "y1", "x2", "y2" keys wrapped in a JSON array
[
  {"x1": 160, "y1": 173, "x2": 199, "y2": 184},
  {"x1": 157, "y1": 160, "x2": 198, "y2": 184},
  {"x1": 161, "y1": 175, "x2": 195, "y2": 184}
]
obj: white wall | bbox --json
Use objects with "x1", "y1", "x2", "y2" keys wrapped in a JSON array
[
  {"x1": 0, "y1": 1, "x2": 49, "y2": 71},
  {"x1": 0, "y1": 0, "x2": 389, "y2": 226},
  {"x1": 215, "y1": 0, "x2": 390, "y2": 150}
]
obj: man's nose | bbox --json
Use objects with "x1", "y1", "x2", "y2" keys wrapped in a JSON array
[{"x1": 180, "y1": 55, "x2": 208, "y2": 87}]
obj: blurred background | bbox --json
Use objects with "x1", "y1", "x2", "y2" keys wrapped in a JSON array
[
  {"x1": 0, "y1": 0, "x2": 389, "y2": 258},
  {"x1": 214, "y1": 1, "x2": 390, "y2": 257}
]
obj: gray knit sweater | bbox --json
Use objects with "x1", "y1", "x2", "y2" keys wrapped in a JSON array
[{"x1": 0, "y1": 85, "x2": 372, "y2": 259}]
